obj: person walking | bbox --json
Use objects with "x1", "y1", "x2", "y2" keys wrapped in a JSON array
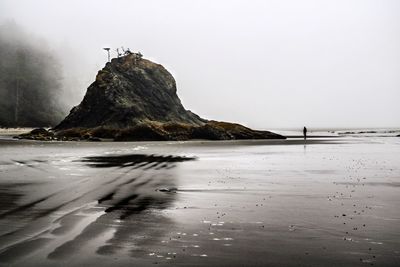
[{"x1": 303, "y1": 126, "x2": 307, "y2": 141}]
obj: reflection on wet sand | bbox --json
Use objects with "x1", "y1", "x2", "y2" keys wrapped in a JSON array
[
  {"x1": 0, "y1": 138, "x2": 399, "y2": 267},
  {"x1": 80, "y1": 154, "x2": 195, "y2": 168},
  {"x1": 0, "y1": 153, "x2": 194, "y2": 264}
]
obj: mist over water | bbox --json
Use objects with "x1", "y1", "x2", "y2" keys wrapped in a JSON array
[{"x1": 1, "y1": 0, "x2": 399, "y2": 129}]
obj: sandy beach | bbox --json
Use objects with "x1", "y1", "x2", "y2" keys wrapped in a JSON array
[{"x1": 0, "y1": 135, "x2": 399, "y2": 266}]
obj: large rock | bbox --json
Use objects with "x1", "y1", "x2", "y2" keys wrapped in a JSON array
[
  {"x1": 55, "y1": 54, "x2": 205, "y2": 130},
  {"x1": 51, "y1": 54, "x2": 285, "y2": 141}
]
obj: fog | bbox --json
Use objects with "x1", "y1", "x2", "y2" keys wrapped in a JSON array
[
  {"x1": 1, "y1": 0, "x2": 399, "y2": 129},
  {"x1": 0, "y1": 22, "x2": 67, "y2": 127}
]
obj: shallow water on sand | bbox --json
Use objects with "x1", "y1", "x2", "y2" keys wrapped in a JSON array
[{"x1": 0, "y1": 137, "x2": 399, "y2": 266}]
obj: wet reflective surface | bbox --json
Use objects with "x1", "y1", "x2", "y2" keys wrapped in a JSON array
[{"x1": 0, "y1": 137, "x2": 399, "y2": 266}]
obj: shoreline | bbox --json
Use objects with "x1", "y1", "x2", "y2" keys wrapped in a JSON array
[{"x1": 0, "y1": 136, "x2": 369, "y2": 148}]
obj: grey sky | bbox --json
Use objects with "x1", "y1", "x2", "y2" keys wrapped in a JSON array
[{"x1": 1, "y1": 0, "x2": 399, "y2": 129}]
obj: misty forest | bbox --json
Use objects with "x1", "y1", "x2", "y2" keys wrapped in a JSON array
[{"x1": 0, "y1": 22, "x2": 66, "y2": 127}]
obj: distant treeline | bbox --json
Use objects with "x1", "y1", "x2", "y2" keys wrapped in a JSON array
[{"x1": 0, "y1": 22, "x2": 65, "y2": 127}]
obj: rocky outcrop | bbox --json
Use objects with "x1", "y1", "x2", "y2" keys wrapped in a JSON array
[
  {"x1": 55, "y1": 54, "x2": 205, "y2": 130},
  {"x1": 31, "y1": 54, "x2": 285, "y2": 141}
]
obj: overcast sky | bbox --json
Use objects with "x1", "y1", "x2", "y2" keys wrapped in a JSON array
[{"x1": 1, "y1": 0, "x2": 399, "y2": 129}]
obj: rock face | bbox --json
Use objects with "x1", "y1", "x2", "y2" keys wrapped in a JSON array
[
  {"x1": 51, "y1": 54, "x2": 285, "y2": 141},
  {"x1": 55, "y1": 54, "x2": 205, "y2": 129}
]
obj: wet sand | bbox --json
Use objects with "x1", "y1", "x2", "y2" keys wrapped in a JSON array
[{"x1": 0, "y1": 136, "x2": 399, "y2": 266}]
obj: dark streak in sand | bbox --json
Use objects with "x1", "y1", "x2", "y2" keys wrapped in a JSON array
[{"x1": 79, "y1": 154, "x2": 196, "y2": 168}]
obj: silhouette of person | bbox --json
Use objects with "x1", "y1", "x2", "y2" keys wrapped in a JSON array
[{"x1": 303, "y1": 127, "x2": 307, "y2": 141}]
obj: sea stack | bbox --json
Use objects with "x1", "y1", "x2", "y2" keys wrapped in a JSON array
[{"x1": 51, "y1": 53, "x2": 285, "y2": 141}]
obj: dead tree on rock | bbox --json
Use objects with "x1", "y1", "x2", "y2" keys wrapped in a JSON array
[
  {"x1": 115, "y1": 48, "x2": 122, "y2": 58},
  {"x1": 124, "y1": 48, "x2": 132, "y2": 55}
]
